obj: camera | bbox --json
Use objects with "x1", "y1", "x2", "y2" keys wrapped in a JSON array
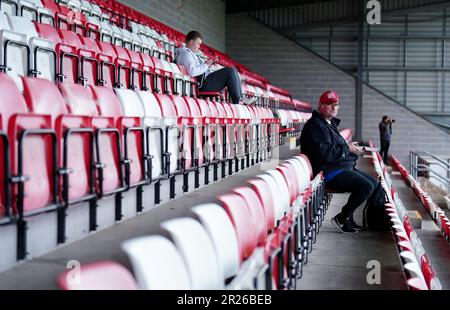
[{"x1": 391, "y1": 119, "x2": 396, "y2": 123}]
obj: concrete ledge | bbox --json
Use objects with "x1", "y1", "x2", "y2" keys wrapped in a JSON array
[{"x1": 408, "y1": 210, "x2": 422, "y2": 229}]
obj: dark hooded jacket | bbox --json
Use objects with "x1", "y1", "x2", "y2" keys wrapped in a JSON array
[{"x1": 300, "y1": 110, "x2": 358, "y2": 176}]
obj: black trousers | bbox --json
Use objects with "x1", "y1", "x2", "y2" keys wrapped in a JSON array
[
  {"x1": 380, "y1": 140, "x2": 390, "y2": 164},
  {"x1": 326, "y1": 169, "x2": 378, "y2": 221},
  {"x1": 199, "y1": 67, "x2": 242, "y2": 104}
]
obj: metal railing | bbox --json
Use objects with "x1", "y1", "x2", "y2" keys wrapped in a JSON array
[{"x1": 410, "y1": 151, "x2": 450, "y2": 193}]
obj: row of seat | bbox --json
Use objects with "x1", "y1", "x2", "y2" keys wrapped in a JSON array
[
  {"x1": 58, "y1": 153, "x2": 328, "y2": 290},
  {"x1": 391, "y1": 156, "x2": 450, "y2": 256},
  {"x1": 0, "y1": 72, "x2": 281, "y2": 263},
  {"x1": 85, "y1": 0, "x2": 312, "y2": 112},
  {"x1": 0, "y1": 0, "x2": 313, "y2": 118},
  {"x1": 0, "y1": 4, "x2": 309, "y2": 116},
  {"x1": 369, "y1": 146, "x2": 441, "y2": 290}
]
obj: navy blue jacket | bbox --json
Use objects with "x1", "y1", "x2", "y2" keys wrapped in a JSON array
[{"x1": 300, "y1": 110, "x2": 358, "y2": 176}]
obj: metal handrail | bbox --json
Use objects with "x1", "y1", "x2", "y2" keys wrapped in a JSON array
[{"x1": 410, "y1": 151, "x2": 450, "y2": 192}]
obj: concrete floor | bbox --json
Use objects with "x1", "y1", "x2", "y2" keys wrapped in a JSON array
[
  {"x1": 296, "y1": 157, "x2": 408, "y2": 290},
  {"x1": 0, "y1": 147, "x2": 409, "y2": 290},
  {"x1": 391, "y1": 173, "x2": 450, "y2": 289}
]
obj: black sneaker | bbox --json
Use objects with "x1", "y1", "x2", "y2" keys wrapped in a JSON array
[
  {"x1": 349, "y1": 217, "x2": 363, "y2": 231},
  {"x1": 331, "y1": 215, "x2": 358, "y2": 234}
]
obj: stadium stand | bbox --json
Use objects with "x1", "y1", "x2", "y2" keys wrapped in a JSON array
[{"x1": 0, "y1": 0, "x2": 448, "y2": 295}]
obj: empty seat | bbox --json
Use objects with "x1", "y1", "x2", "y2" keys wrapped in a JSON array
[
  {"x1": 217, "y1": 193, "x2": 257, "y2": 262},
  {"x1": 266, "y1": 169, "x2": 291, "y2": 213},
  {"x1": 113, "y1": 88, "x2": 147, "y2": 187},
  {"x1": 256, "y1": 173, "x2": 286, "y2": 223},
  {"x1": 191, "y1": 203, "x2": 240, "y2": 280},
  {"x1": 246, "y1": 178, "x2": 276, "y2": 232},
  {"x1": 58, "y1": 261, "x2": 138, "y2": 290},
  {"x1": 134, "y1": 91, "x2": 164, "y2": 180},
  {"x1": 0, "y1": 74, "x2": 58, "y2": 258},
  {"x1": 122, "y1": 235, "x2": 191, "y2": 290},
  {"x1": 232, "y1": 186, "x2": 268, "y2": 245},
  {"x1": 153, "y1": 93, "x2": 181, "y2": 175},
  {"x1": 23, "y1": 79, "x2": 95, "y2": 209},
  {"x1": 161, "y1": 217, "x2": 224, "y2": 289},
  {"x1": 59, "y1": 83, "x2": 124, "y2": 196}
]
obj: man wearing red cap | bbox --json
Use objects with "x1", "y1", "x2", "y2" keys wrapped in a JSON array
[{"x1": 300, "y1": 90, "x2": 378, "y2": 233}]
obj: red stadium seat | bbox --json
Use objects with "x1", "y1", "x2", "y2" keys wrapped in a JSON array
[{"x1": 58, "y1": 261, "x2": 138, "y2": 290}]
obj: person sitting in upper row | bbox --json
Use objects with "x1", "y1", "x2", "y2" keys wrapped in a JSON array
[{"x1": 175, "y1": 30, "x2": 255, "y2": 105}]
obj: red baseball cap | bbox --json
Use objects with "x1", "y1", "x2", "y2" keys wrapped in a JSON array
[{"x1": 319, "y1": 90, "x2": 340, "y2": 105}]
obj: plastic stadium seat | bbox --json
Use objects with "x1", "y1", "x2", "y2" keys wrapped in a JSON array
[
  {"x1": 59, "y1": 83, "x2": 125, "y2": 196},
  {"x1": 113, "y1": 88, "x2": 147, "y2": 186},
  {"x1": 112, "y1": 45, "x2": 132, "y2": 89},
  {"x1": 0, "y1": 14, "x2": 49, "y2": 89},
  {"x1": 170, "y1": 95, "x2": 195, "y2": 171},
  {"x1": 152, "y1": 93, "x2": 180, "y2": 176},
  {"x1": 262, "y1": 171, "x2": 291, "y2": 217},
  {"x1": 58, "y1": 261, "x2": 138, "y2": 290},
  {"x1": 217, "y1": 193, "x2": 257, "y2": 262},
  {"x1": 246, "y1": 178, "x2": 276, "y2": 232},
  {"x1": 161, "y1": 217, "x2": 224, "y2": 289},
  {"x1": 23, "y1": 79, "x2": 95, "y2": 207},
  {"x1": 121, "y1": 235, "x2": 191, "y2": 290},
  {"x1": 183, "y1": 96, "x2": 205, "y2": 167},
  {"x1": 256, "y1": 173, "x2": 289, "y2": 223},
  {"x1": 232, "y1": 186, "x2": 268, "y2": 245},
  {"x1": 134, "y1": 91, "x2": 164, "y2": 180},
  {"x1": 0, "y1": 74, "x2": 58, "y2": 259},
  {"x1": 277, "y1": 164, "x2": 300, "y2": 205},
  {"x1": 195, "y1": 98, "x2": 215, "y2": 163},
  {"x1": 191, "y1": 203, "x2": 240, "y2": 280},
  {"x1": 96, "y1": 41, "x2": 118, "y2": 88}
]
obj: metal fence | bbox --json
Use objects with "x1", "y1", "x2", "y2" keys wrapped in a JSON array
[{"x1": 410, "y1": 151, "x2": 450, "y2": 192}]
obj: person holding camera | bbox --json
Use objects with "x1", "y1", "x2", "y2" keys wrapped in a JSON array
[
  {"x1": 175, "y1": 31, "x2": 255, "y2": 105},
  {"x1": 379, "y1": 115, "x2": 394, "y2": 164}
]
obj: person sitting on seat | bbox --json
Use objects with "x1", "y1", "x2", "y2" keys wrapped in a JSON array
[
  {"x1": 175, "y1": 30, "x2": 255, "y2": 105},
  {"x1": 300, "y1": 90, "x2": 378, "y2": 234}
]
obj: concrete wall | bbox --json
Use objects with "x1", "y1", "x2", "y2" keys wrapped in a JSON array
[
  {"x1": 226, "y1": 13, "x2": 450, "y2": 165},
  {"x1": 118, "y1": 0, "x2": 226, "y2": 51}
]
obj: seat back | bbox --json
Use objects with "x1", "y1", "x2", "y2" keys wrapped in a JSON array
[
  {"x1": 89, "y1": 85, "x2": 124, "y2": 120},
  {"x1": 135, "y1": 91, "x2": 163, "y2": 179},
  {"x1": 96, "y1": 41, "x2": 117, "y2": 88},
  {"x1": 154, "y1": 93, "x2": 179, "y2": 174},
  {"x1": 58, "y1": 261, "x2": 138, "y2": 290},
  {"x1": 114, "y1": 88, "x2": 145, "y2": 185},
  {"x1": 256, "y1": 173, "x2": 285, "y2": 223},
  {"x1": 295, "y1": 154, "x2": 313, "y2": 180},
  {"x1": 183, "y1": 97, "x2": 204, "y2": 166},
  {"x1": 60, "y1": 83, "x2": 98, "y2": 116},
  {"x1": 57, "y1": 29, "x2": 82, "y2": 84},
  {"x1": 191, "y1": 203, "x2": 240, "y2": 280},
  {"x1": 161, "y1": 217, "x2": 224, "y2": 289},
  {"x1": 286, "y1": 158, "x2": 310, "y2": 192},
  {"x1": 121, "y1": 235, "x2": 191, "y2": 290},
  {"x1": 217, "y1": 193, "x2": 257, "y2": 262},
  {"x1": 277, "y1": 164, "x2": 300, "y2": 205},
  {"x1": 0, "y1": 74, "x2": 56, "y2": 214},
  {"x1": 266, "y1": 169, "x2": 291, "y2": 213},
  {"x1": 171, "y1": 94, "x2": 193, "y2": 169},
  {"x1": 0, "y1": 13, "x2": 28, "y2": 90},
  {"x1": 196, "y1": 98, "x2": 215, "y2": 162},
  {"x1": 113, "y1": 45, "x2": 132, "y2": 89},
  {"x1": 232, "y1": 186, "x2": 268, "y2": 245},
  {"x1": 246, "y1": 178, "x2": 276, "y2": 232},
  {"x1": 22, "y1": 76, "x2": 68, "y2": 123}
]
